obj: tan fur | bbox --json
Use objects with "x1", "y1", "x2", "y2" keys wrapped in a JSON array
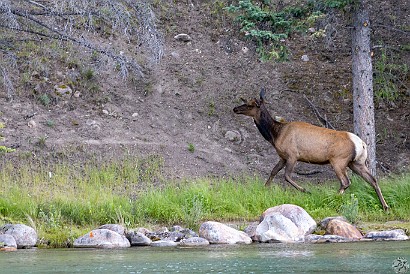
[{"x1": 233, "y1": 93, "x2": 389, "y2": 211}]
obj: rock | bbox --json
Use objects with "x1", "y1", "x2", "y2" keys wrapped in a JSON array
[
  {"x1": 325, "y1": 219, "x2": 362, "y2": 240},
  {"x1": 0, "y1": 234, "x2": 18, "y2": 249},
  {"x1": 174, "y1": 33, "x2": 192, "y2": 42},
  {"x1": 27, "y1": 120, "x2": 36, "y2": 128},
  {"x1": 319, "y1": 216, "x2": 348, "y2": 229},
  {"x1": 54, "y1": 84, "x2": 72, "y2": 97},
  {"x1": 244, "y1": 222, "x2": 259, "y2": 241},
  {"x1": 151, "y1": 240, "x2": 178, "y2": 247},
  {"x1": 179, "y1": 237, "x2": 210, "y2": 247},
  {"x1": 224, "y1": 130, "x2": 241, "y2": 143},
  {"x1": 256, "y1": 212, "x2": 305, "y2": 243},
  {"x1": 146, "y1": 226, "x2": 198, "y2": 242},
  {"x1": 73, "y1": 91, "x2": 81, "y2": 98},
  {"x1": 98, "y1": 224, "x2": 126, "y2": 236},
  {"x1": 0, "y1": 224, "x2": 37, "y2": 249},
  {"x1": 301, "y1": 54, "x2": 309, "y2": 62},
  {"x1": 261, "y1": 204, "x2": 317, "y2": 234},
  {"x1": 364, "y1": 229, "x2": 409, "y2": 241},
  {"x1": 305, "y1": 234, "x2": 353, "y2": 243},
  {"x1": 199, "y1": 221, "x2": 252, "y2": 244},
  {"x1": 126, "y1": 231, "x2": 152, "y2": 246},
  {"x1": 74, "y1": 229, "x2": 131, "y2": 248}
]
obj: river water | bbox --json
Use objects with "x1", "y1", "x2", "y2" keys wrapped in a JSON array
[{"x1": 1, "y1": 241, "x2": 410, "y2": 273}]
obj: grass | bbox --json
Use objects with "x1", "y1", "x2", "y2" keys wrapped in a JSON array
[{"x1": 0, "y1": 156, "x2": 409, "y2": 247}]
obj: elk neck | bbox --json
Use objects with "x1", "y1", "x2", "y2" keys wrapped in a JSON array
[{"x1": 254, "y1": 104, "x2": 281, "y2": 143}]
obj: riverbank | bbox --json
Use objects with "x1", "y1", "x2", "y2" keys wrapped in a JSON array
[{"x1": 1, "y1": 157, "x2": 409, "y2": 248}]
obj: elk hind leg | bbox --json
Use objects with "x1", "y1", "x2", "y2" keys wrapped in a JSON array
[
  {"x1": 331, "y1": 162, "x2": 351, "y2": 194},
  {"x1": 349, "y1": 162, "x2": 389, "y2": 211}
]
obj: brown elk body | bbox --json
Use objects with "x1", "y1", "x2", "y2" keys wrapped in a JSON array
[{"x1": 233, "y1": 90, "x2": 389, "y2": 211}]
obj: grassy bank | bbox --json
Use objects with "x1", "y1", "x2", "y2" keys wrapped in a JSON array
[{"x1": 1, "y1": 156, "x2": 409, "y2": 247}]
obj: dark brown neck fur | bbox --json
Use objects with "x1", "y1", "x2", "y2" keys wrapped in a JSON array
[{"x1": 254, "y1": 104, "x2": 283, "y2": 143}]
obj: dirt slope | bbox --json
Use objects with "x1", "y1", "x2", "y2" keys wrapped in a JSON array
[{"x1": 1, "y1": 1, "x2": 409, "y2": 184}]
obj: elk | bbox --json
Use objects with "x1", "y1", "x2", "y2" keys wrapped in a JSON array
[{"x1": 233, "y1": 89, "x2": 389, "y2": 211}]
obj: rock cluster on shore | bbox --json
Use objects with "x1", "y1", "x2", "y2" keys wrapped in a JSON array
[{"x1": 1, "y1": 204, "x2": 408, "y2": 251}]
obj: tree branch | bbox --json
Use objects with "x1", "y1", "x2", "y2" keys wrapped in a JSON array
[{"x1": 303, "y1": 95, "x2": 335, "y2": 129}]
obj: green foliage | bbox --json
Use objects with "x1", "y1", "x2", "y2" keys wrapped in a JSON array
[
  {"x1": 225, "y1": 0, "x2": 354, "y2": 61},
  {"x1": 374, "y1": 47, "x2": 409, "y2": 102},
  {"x1": 339, "y1": 193, "x2": 359, "y2": 223},
  {"x1": 38, "y1": 93, "x2": 51, "y2": 106},
  {"x1": 188, "y1": 143, "x2": 195, "y2": 153},
  {"x1": 0, "y1": 156, "x2": 409, "y2": 247},
  {"x1": 0, "y1": 146, "x2": 15, "y2": 154}
]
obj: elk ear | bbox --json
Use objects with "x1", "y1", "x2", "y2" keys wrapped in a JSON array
[{"x1": 260, "y1": 88, "x2": 266, "y2": 102}]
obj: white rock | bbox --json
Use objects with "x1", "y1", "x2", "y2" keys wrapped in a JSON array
[
  {"x1": 199, "y1": 221, "x2": 252, "y2": 244},
  {"x1": 174, "y1": 33, "x2": 192, "y2": 42}
]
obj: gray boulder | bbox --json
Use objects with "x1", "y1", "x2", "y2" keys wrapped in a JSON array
[
  {"x1": 150, "y1": 240, "x2": 178, "y2": 247},
  {"x1": 1, "y1": 224, "x2": 37, "y2": 249},
  {"x1": 305, "y1": 234, "x2": 354, "y2": 243},
  {"x1": 199, "y1": 221, "x2": 252, "y2": 244},
  {"x1": 126, "y1": 231, "x2": 152, "y2": 246},
  {"x1": 256, "y1": 212, "x2": 305, "y2": 243},
  {"x1": 98, "y1": 224, "x2": 126, "y2": 236},
  {"x1": 255, "y1": 204, "x2": 317, "y2": 243},
  {"x1": 364, "y1": 229, "x2": 409, "y2": 241},
  {"x1": 0, "y1": 234, "x2": 18, "y2": 250},
  {"x1": 261, "y1": 204, "x2": 317, "y2": 234},
  {"x1": 179, "y1": 237, "x2": 210, "y2": 247},
  {"x1": 74, "y1": 229, "x2": 130, "y2": 248}
]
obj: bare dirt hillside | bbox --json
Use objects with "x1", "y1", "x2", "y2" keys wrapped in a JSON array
[{"x1": 1, "y1": 1, "x2": 409, "y2": 184}]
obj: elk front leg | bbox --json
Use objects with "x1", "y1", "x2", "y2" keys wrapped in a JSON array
[{"x1": 265, "y1": 158, "x2": 286, "y2": 187}]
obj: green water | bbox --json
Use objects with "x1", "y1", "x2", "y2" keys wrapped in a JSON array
[{"x1": 1, "y1": 241, "x2": 409, "y2": 273}]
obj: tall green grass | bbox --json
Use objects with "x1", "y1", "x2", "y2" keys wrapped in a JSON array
[{"x1": 0, "y1": 156, "x2": 409, "y2": 247}]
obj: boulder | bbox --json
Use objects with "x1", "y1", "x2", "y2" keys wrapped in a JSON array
[
  {"x1": 364, "y1": 229, "x2": 409, "y2": 241},
  {"x1": 146, "y1": 226, "x2": 198, "y2": 242},
  {"x1": 325, "y1": 219, "x2": 362, "y2": 240},
  {"x1": 98, "y1": 224, "x2": 126, "y2": 236},
  {"x1": 0, "y1": 234, "x2": 18, "y2": 250},
  {"x1": 244, "y1": 222, "x2": 259, "y2": 241},
  {"x1": 319, "y1": 216, "x2": 349, "y2": 229},
  {"x1": 261, "y1": 204, "x2": 317, "y2": 234},
  {"x1": 305, "y1": 234, "x2": 354, "y2": 243},
  {"x1": 126, "y1": 231, "x2": 152, "y2": 246},
  {"x1": 74, "y1": 229, "x2": 130, "y2": 248},
  {"x1": 179, "y1": 237, "x2": 210, "y2": 247},
  {"x1": 0, "y1": 224, "x2": 37, "y2": 249},
  {"x1": 199, "y1": 221, "x2": 252, "y2": 244},
  {"x1": 150, "y1": 240, "x2": 178, "y2": 247},
  {"x1": 256, "y1": 212, "x2": 305, "y2": 243}
]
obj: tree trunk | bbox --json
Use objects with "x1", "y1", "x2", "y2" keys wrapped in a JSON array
[{"x1": 351, "y1": 0, "x2": 376, "y2": 176}]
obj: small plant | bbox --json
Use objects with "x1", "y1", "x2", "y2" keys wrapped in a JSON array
[
  {"x1": 0, "y1": 145, "x2": 16, "y2": 154},
  {"x1": 339, "y1": 194, "x2": 359, "y2": 224},
  {"x1": 208, "y1": 101, "x2": 215, "y2": 116},
  {"x1": 188, "y1": 143, "x2": 195, "y2": 153},
  {"x1": 0, "y1": 122, "x2": 5, "y2": 129},
  {"x1": 38, "y1": 93, "x2": 51, "y2": 106},
  {"x1": 82, "y1": 68, "x2": 94, "y2": 80},
  {"x1": 45, "y1": 120, "x2": 55, "y2": 127},
  {"x1": 35, "y1": 136, "x2": 47, "y2": 148}
]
